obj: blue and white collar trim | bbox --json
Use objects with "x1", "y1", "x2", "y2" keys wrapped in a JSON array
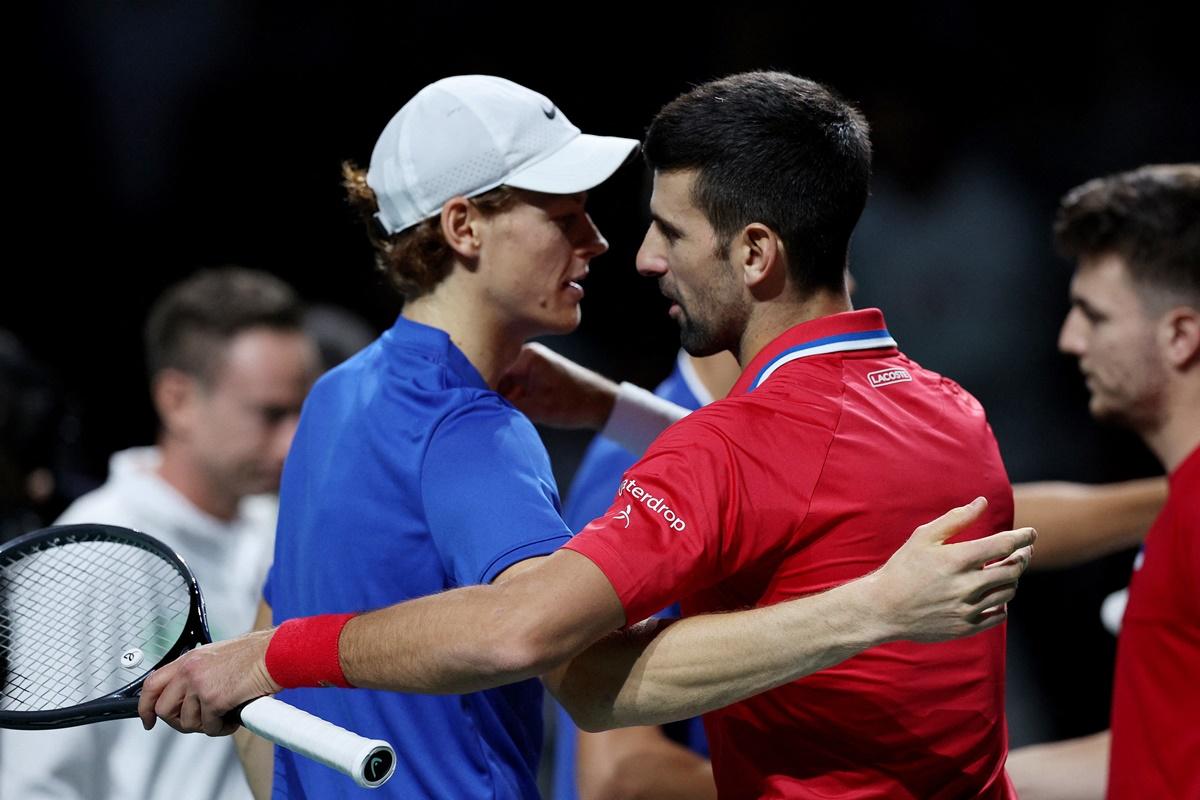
[{"x1": 750, "y1": 329, "x2": 897, "y2": 390}]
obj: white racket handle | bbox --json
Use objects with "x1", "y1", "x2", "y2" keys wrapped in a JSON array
[{"x1": 239, "y1": 696, "x2": 396, "y2": 788}]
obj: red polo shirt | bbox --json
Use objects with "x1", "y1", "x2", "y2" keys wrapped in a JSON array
[
  {"x1": 1108, "y1": 445, "x2": 1200, "y2": 799},
  {"x1": 565, "y1": 309, "x2": 1015, "y2": 799}
]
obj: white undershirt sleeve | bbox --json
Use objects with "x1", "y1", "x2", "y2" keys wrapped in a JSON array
[{"x1": 599, "y1": 382, "x2": 690, "y2": 457}]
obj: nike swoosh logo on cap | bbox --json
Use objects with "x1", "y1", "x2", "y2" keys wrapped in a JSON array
[{"x1": 542, "y1": 103, "x2": 557, "y2": 119}]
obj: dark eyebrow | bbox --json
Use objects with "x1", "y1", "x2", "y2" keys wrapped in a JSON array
[{"x1": 650, "y1": 212, "x2": 684, "y2": 240}]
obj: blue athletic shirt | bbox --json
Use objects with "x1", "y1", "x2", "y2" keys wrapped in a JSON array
[
  {"x1": 552, "y1": 351, "x2": 710, "y2": 800},
  {"x1": 263, "y1": 315, "x2": 572, "y2": 799}
]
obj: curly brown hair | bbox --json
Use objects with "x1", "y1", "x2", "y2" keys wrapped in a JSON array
[{"x1": 342, "y1": 162, "x2": 519, "y2": 298}]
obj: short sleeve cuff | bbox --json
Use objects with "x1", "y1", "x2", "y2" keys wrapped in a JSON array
[
  {"x1": 479, "y1": 533, "x2": 572, "y2": 584},
  {"x1": 561, "y1": 536, "x2": 645, "y2": 627}
]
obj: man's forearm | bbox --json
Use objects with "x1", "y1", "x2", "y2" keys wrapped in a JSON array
[
  {"x1": 138, "y1": 551, "x2": 625, "y2": 731},
  {"x1": 340, "y1": 556, "x2": 624, "y2": 694},
  {"x1": 340, "y1": 587, "x2": 561, "y2": 693},
  {"x1": 1014, "y1": 478, "x2": 1165, "y2": 569},
  {"x1": 499, "y1": 343, "x2": 689, "y2": 450},
  {"x1": 549, "y1": 503, "x2": 1032, "y2": 731},
  {"x1": 1006, "y1": 730, "x2": 1109, "y2": 799},
  {"x1": 548, "y1": 575, "x2": 890, "y2": 731}
]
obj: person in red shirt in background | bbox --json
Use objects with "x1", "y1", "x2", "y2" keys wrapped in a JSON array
[{"x1": 1005, "y1": 164, "x2": 1200, "y2": 799}]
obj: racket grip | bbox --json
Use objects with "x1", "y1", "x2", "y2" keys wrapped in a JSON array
[{"x1": 239, "y1": 696, "x2": 396, "y2": 788}]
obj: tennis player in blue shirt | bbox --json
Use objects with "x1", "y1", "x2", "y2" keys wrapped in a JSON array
[{"x1": 259, "y1": 76, "x2": 637, "y2": 798}]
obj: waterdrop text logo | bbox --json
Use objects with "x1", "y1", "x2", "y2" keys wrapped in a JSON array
[{"x1": 618, "y1": 478, "x2": 687, "y2": 532}]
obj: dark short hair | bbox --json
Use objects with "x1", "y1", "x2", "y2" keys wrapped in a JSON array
[
  {"x1": 144, "y1": 267, "x2": 304, "y2": 382},
  {"x1": 643, "y1": 71, "x2": 872, "y2": 295},
  {"x1": 1055, "y1": 164, "x2": 1200, "y2": 306}
]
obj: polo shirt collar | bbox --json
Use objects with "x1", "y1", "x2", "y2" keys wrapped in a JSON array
[
  {"x1": 731, "y1": 308, "x2": 897, "y2": 396},
  {"x1": 382, "y1": 314, "x2": 490, "y2": 391}
]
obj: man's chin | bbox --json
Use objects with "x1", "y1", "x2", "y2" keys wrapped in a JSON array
[
  {"x1": 679, "y1": 329, "x2": 724, "y2": 358},
  {"x1": 1088, "y1": 398, "x2": 1141, "y2": 432},
  {"x1": 532, "y1": 309, "x2": 582, "y2": 338},
  {"x1": 1089, "y1": 396, "x2": 1115, "y2": 421}
]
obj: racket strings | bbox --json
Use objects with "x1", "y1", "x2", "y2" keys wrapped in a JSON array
[{"x1": 0, "y1": 534, "x2": 191, "y2": 712}]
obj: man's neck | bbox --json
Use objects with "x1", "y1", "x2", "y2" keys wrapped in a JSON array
[
  {"x1": 1143, "y1": 380, "x2": 1200, "y2": 473},
  {"x1": 402, "y1": 281, "x2": 525, "y2": 389},
  {"x1": 736, "y1": 289, "x2": 854, "y2": 366},
  {"x1": 686, "y1": 351, "x2": 742, "y2": 402},
  {"x1": 156, "y1": 438, "x2": 239, "y2": 522}
]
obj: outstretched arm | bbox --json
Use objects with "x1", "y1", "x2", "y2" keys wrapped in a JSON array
[
  {"x1": 545, "y1": 498, "x2": 1031, "y2": 730},
  {"x1": 138, "y1": 499, "x2": 1032, "y2": 736},
  {"x1": 1013, "y1": 478, "x2": 1164, "y2": 569},
  {"x1": 1006, "y1": 730, "x2": 1109, "y2": 799},
  {"x1": 499, "y1": 343, "x2": 687, "y2": 454}
]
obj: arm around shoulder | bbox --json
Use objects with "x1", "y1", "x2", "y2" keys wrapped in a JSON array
[{"x1": 546, "y1": 498, "x2": 1034, "y2": 731}]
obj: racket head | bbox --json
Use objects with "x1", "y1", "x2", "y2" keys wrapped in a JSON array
[{"x1": 0, "y1": 523, "x2": 211, "y2": 729}]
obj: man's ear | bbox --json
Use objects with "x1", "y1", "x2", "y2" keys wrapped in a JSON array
[
  {"x1": 152, "y1": 368, "x2": 199, "y2": 438},
  {"x1": 440, "y1": 196, "x2": 483, "y2": 260},
  {"x1": 736, "y1": 223, "x2": 786, "y2": 298},
  {"x1": 1159, "y1": 305, "x2": 1200, "y2": 370}
]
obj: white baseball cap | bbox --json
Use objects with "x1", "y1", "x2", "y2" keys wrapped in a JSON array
[{"x1": 367, "y1": 75, "x2": 640, "y2": 234}]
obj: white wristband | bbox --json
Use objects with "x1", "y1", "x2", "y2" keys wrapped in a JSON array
[{"x1": 600, "y1": 382, "x2": 690, "y2": 456}]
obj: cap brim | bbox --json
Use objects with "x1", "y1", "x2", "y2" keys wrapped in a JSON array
[{"x1": 504, "y1": 134, "x2": 640, "y2": 195}]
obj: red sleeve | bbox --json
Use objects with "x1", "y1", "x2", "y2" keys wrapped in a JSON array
[{"x1": 562, "y1": 419, "x2": 742, "y2": 625}]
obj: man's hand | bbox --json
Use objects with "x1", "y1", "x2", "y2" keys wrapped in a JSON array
[
  {"x1": 497, "y1": 343, "x2": 617, "y2": 429},
  {"x1": 138, "y1": 628, "x2": 281, "y2": 736},
  {"x1": 867, "y1": 497, "x2": 1035, "y2": 643}
]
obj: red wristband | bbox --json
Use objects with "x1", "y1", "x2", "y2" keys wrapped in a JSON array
[{"x1": 264, "y1": 613, "x2": 357, "y2": 689}]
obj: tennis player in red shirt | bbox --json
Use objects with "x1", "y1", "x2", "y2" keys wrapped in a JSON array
[{"x1": 542, "y1": 73, "x2": 1016, "y2": 799}]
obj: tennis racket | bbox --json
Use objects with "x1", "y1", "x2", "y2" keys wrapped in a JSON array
[{"x1": 0, "y1": 523, "x2": 396, "y2": 789}]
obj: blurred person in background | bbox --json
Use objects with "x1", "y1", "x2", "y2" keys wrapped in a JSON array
[
  {"x1": 0, "y1": 267, "x2": 319, "y2": 800},
  {"x1": 302, "y1": 304, "x2": 377, "y2": 372},
  {"x1": 0, "y1": 331, "x2": 85, "y2": 542}
]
